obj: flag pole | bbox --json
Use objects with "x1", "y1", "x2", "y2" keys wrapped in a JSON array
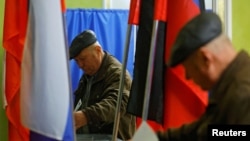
[
  {"x1": 141, "y1": 20, "x2": 159, "y2": 121},
  {"x1": 112, "y1": 24, "x2": 133, "y2": 141}
]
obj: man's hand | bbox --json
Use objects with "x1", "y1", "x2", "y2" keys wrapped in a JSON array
[{"x1": 74, "y1": 111, "x2": 88, "y2": 129}]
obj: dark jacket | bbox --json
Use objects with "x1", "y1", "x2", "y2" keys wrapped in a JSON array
[
  {"x1": 157, "y1": 51, "x2": 250, "y2": 141},
  {"x1": 74, "y1": 52, "x2": 136, "y2": 140}
]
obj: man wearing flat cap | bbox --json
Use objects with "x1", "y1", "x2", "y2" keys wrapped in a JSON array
[
  {"x1": 157, "y1": 12, "x2": 250, "y2": 141},
  {"x1": 70, "y1": 30, "x2": 135, "y2": 140}
]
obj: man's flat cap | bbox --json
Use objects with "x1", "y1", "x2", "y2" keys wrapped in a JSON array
[
  {"x1": 168, "y1": 12, "x2": 222, "y2": 67},
  {"x1": 69, "y1": 30, "x2": 97, "y2": 59}
]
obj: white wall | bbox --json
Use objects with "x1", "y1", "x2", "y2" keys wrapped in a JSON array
[
  {"x1": 103, "y1": 0, "x2": 130, "y2": 9},
  {"x1": 110, "y1": 0, "x2": 130, "y2": 9}
]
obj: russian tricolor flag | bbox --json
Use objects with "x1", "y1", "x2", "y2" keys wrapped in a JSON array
[{"x1": 20, "y1": 0, "x2": 75, "y2": 141}]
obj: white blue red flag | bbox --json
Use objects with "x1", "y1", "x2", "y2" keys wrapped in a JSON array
[{"x1": 20, "y1": 0, "x2": 75, "y2": 140}]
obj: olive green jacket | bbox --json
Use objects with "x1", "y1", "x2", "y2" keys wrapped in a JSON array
[
  {"x1": 157, "y1": 51, "x2": 250, "y2": 141},
  {"x1": 74, "y1": 52, "x2": 136, "y2": 140}
]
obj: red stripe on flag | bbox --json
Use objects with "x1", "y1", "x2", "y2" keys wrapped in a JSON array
[
  {"x1": 154, "y1": 0, "x2": 167, "y2": 21},
  {"x1": 165, "y1": 0, "x2": 200, "y2": 61},
  {"x1": 3, "y1": 0, "x2": 28, "y2": 61},
  {"x1": 61, "y1": 0, "x2": 66, "y2": 13},
  {"x1": 128, "y1": 0, "x2": 141, "y2": 25},
  {"x1": 3, "y1": 0, "x2": 30, "y2": 140},
  {"x1": 164, "y1": 66, "x2": 208, "y2": 129}
]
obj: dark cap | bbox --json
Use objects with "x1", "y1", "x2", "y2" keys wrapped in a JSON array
[
  {"x1": 69, "y1": 30, "x2": 97, "y2": 59},
  {"x1": 168, "y1": 12, "x2": 222, "y2": 67}
]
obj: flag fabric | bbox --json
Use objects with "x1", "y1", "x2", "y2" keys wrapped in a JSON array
[
  {"x1": 154, "y1": 0, "x2": 167, "y2": 21},
  {"x1": 134, "y1": 22, "x2": 166, "y2": 129},
  {"x1": 127, "y1": 0, "x2": 166, "y2": 128},
  {"x1": 163, "y1": 0, "x2": 208, "y2": 129},
  {"x1": 127, "y1": 0, "x2": 208, "y2": 131},
  {"x1": 128, "y1": 0, "x2": 141, "y2": 25},
  {"x1": 20, "y1": 0, "x2": 75, "y2": 141},
  {"x1": 2, "y1": 0, "x2": 30, "y2": 140}
]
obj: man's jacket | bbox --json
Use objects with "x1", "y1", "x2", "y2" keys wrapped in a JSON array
[{"x1": 74, "y1": 52, "x2": 136, "y2": 140}]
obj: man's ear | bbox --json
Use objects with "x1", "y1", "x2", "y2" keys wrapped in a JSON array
[
  {"x1": 198, "y1": 47, "x2": 214, "y2": 69},
  {"x1": 94, "y1": 45, "x2": 101, "y2": 52}
]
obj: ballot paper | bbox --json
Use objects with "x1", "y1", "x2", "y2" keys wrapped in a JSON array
[{"x1": 74, "y1": 99, "x2": 82, "y2": 112}]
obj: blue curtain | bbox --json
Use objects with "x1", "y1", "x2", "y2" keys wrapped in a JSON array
[{"x1": 65, "y1": 9, "x2": 135, "y2": 92}]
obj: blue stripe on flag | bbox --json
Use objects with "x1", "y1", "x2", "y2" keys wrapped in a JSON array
[
  {"x1": 29, "y1": 107, "x2": 75, "y2": 141},
  {"x1": 30, "y1": 131, "x2": 58, "y2": 141},
  {"x1": 63, "y1": 106, "x2": 75, "y2": 141}
]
